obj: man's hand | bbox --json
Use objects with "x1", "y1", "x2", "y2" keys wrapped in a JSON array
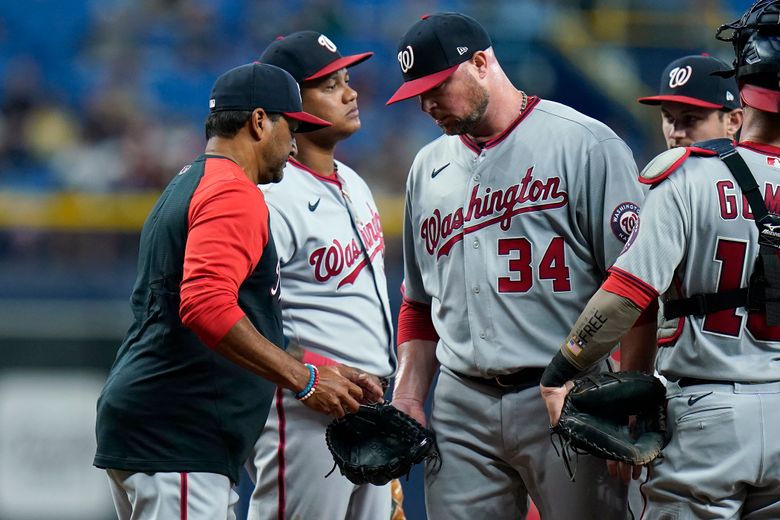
[
  {"x1": 302, "y1": 365, "x2": 364, "y2": 419},
  {"x1": 333, "y1": 364, "x2": 385, "y2": 404},
  {"x1": 539, "y1": 381, "x2": 574, "y2": 427},
  {"x1": 390, "y1": 396, "x2": 427, "y2": 427}
]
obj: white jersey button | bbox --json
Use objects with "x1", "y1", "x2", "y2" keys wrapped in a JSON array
[
  {"x1": 479, "y1": 331, "x2": 487, "y2": 339},
  {"x1": 474, "y1": 174, "x2": 481, "y2": 181},
  {"x1": 473, "y1": 285, "x2": 480, "y2": 294},
  {"x1": 473, "y1": 240, "x2": 480, "y2": 249}
]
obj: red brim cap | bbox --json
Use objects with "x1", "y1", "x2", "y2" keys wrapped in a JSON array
[
  {"x1": 636, "y1": 95, "x2": 723, "y2": 109},
  {"x1": 386, "y1": 64, "x2": 459, "y2": 105},
  {"x1": 304, "y1": 52, "x2": 374, "y2": 81},
  {"x1": 740, "y1": 84, "x2": 780, "y2": 114},
  {"x1": 283, "y1": 111, "x2": 332, "y2": 133}
]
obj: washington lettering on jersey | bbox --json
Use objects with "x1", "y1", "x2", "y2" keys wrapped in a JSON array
[
  {"x1": 420, "y1": 166, "x2": 568, "y2": 259},
  {"x1": 716, "y1": 179, "x2": 780, "y2": 219},
  {"x1": 308, "y1": 205, "x2": 384, "y2": 287}
]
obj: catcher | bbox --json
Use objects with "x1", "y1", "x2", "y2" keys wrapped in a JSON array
[{"x1": 542, "y1": 2, "x2": 780, "y2": 517}]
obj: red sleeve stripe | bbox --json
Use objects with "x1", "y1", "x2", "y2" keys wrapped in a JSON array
[
  {"x1": 603, "y1": 267, "x2": 658, "y2": 309},
  {"x1": 397, "y1": 297, "x2": 439, "y2": 345}
]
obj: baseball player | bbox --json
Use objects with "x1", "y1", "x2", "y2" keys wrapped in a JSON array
[
  {"x1": 541, "y1": 1, "x2": 780, "y2": 517},
  {"x1": 387, "y1": 12, "x2": 647, "y2": 520},
  {"x1": 244, "y1": 32, "x2": 397, "y2": 520},
  {"x1": 93, "y1": 63, "x2": 376, "y2": 520},
  {"x1": 639, "y1": 54, "x2": 743, "y2": 150},
  {"x1": 632, "y1": 55, "x2": 744, "y2": 367}
]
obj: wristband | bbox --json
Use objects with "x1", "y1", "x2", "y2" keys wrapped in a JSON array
[{"x1": 540, "y1": 351, "x2": 581, "y2": 387}]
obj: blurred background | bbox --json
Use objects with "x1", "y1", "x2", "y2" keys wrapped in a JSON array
[{"x1": 0, "y1": 0, "x2": 749, "y2": 518}]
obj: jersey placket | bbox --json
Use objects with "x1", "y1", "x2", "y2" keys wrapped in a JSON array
[
  {"x1": 336, "y1": 173, "x2": 395, "y2": 363},
  {"x1": 463, "y1": 148, "x2": 495, "y2": 372}
]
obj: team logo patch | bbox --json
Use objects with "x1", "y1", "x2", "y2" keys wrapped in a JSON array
[
  {"x1": 767, "y1": 156, "x2": 780, "y2": 169},
  {"x1": 668, "y1": 65, "x2": 692, "y2": 88},
  {"x1": 610, "y1": 202, "x2": 639, "y2": 243}
]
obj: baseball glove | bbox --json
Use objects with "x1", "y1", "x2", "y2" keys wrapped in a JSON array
[
  {"x1": 552, "y1": 372, "x2": 667, "y2": 476},
  {"x1": 325, "y1": 403, "x2": 438, "y2": 486}
]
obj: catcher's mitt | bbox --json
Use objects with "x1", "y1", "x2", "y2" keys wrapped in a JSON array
[
  {"x1": 552, "y1": 372, "x2": 667, "y2": 478},
  {"x1": 325, "y1": 403, "x2": 438, "y2": 486}
]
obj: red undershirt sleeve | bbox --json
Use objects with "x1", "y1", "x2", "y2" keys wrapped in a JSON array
[
  {"x1": 397, "y1": 296, "x2": 439, "y2": 345},
  {"x1": 603, "y1": 267, "x2": 659, "y2": 311},
  {"x1": 180, "y1": 174, "x2": 269, "y2": 348}
]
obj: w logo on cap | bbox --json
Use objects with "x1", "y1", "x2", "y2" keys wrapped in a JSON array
[
  {"x1": 398, "y1": 45, "x2": 414, "y2": 73},
  {"x1": 668, "y1": 66, "x2": 693, "y2": 88},
  {"x1": 317, "y1": 34, "x2": 337, "y2": 53}
]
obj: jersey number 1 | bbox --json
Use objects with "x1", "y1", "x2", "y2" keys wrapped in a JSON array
[
  {"x1": 703, "y1": 238, "x2": 780, "y2": 341},
  {"x1": 497, "y1": 236, "x2": 571, "y2": 293}
]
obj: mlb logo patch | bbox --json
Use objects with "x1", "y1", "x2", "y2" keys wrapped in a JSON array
[{"x1": 767, "y1": 156, "x2": 780, "y2": 169}]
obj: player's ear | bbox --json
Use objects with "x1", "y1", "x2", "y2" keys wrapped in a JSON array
[
  {"x1": 726, "y1": 108, "x2": 744, "y2": 138},
  {"x1": 249, "y1": 108, "x2": 267, "y2": 141},
  {"x1": 471, "y1": 50, "x2": 489, "y2": 78}
]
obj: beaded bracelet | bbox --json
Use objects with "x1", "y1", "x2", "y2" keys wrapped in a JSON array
[
  {"x1": 298, "y1": 366, "x2": 319, "y2": 401},
  {"x1": 295, "y1": 364, "x2": 319, "y2": 400}
]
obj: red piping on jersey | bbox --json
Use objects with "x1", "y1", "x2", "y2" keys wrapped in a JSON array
[
  {"x1": 288, "y1": 157, "x2": 341, "y2": 186},
  {"x1": 435, "y1": 197, "x2": 569, "y2": 259},
  {"x1": 180, "y1": 473, "x2": 188, "y2": 520},
  {"x1": 603, "y1": 267, "x2": 658, "y2": 309},
  {"x1": 739, "y1": 141, "x2": 780, "y2": 157},
  {"x1": 459, "y1": 96, "x2": 540, "y2": 153},
  {"x1": 337, "y1": 241, "x2": 383, "y2": 288},
  {"x1": 275, "y1": 387, "x2": 286, "y2": 520},
  {"x1": 658, "y1": 275, "x2": 685, "y2": 347}
]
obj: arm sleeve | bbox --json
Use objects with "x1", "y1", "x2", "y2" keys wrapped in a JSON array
[
  {"x1": 180, "y1": 181, "x2": 269, "y2": 348},
  {"x1": 581, "y1": 138, "x2": 643, "y2": 275}
]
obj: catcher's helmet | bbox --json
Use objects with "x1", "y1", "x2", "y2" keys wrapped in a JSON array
[{"x1": 717, "y1": 0, "x2": 780, "y2": 112}]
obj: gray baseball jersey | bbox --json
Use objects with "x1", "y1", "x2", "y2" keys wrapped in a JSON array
[
  {"x1": 247, "y1": 158, "x2": 396, "y2": 520},
  {"x1": 402, "y1": 98, "x2": 644, "y2": 375},
  {"x1": 262, "y1": 157, "x2": 395, "y2": 376},
  {"x1": 612, "y1": 142, "x2": 780, "y2": 382}
]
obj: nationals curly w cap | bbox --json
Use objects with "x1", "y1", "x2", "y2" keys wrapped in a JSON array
[
  {"x1": 386, "y1": 12, "x2": 492, "y2": 105},
  {"x1": 209, "y1": 62, "x2": 331, "y2": 133},
  {"x1": 260, "y1": 30, "x2": 373, "y2": 83},
  {"x1": 638, "y1": 54, "x2": 740, "y2": 110}
]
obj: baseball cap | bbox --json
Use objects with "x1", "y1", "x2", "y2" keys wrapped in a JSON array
[
  {"x1": 209, "y1": 62, "x2": 331, "y2": 133},
  {"x1": 637, "y1": 55, "x2": 740, "y2": 110},
  {"x1": 259, "y1": 31, "x2": 373, "y2": 83},
  {"x1": 386, "y1": 12, "x2": 492, "y2": 105}
]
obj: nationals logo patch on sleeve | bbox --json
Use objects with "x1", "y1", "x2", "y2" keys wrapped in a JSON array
[{"x1": 610, "y1": 202, "x2": 640, "y2": 243}]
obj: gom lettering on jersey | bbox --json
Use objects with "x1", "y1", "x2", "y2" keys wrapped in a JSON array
[{"x1": 717, "y1": 180, "x2": 780, "y2": 220}]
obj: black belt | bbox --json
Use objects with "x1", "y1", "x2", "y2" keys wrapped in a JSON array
[
  {"x1": 455, "y1": 367, "x2": 545, "y2": 392},
  {"x1": 678, "y1": 377, "x2": 730, "y2": 387}
]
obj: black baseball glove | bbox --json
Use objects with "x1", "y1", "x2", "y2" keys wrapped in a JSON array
[
  {"x1": 552, "y1": 372, "x2": 667, "y2": 476},
  {"x1": 325, "y1": 402, "x2": 438, "y2": 486}
]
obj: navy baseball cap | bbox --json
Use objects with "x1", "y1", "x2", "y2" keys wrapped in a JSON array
[
  {"x1": 386, "y1": 12, "x2": 492, "y2": 105},
  {"x1": 638, "y1": 55, "x2": 740, "y2": 110},
  {"x1": 209, "y1": 62, "x2": 331, "y2": 133},
  {"x1": 259, "y1": 31, "x2": 373, "y2": 83}
]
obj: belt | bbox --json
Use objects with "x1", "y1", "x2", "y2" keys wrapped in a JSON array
[
  {"x1": 677, "y1": 377, "x2": 723, "y2": 387},
  {"x1": 454, "y1": 367, "x2": 545, "y2": 392}
]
